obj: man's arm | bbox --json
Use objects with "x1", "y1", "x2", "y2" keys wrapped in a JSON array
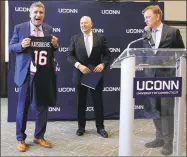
[
  {"x1": 66, "y1": 36, "x2": 90, "y2": 74},
  {"x1": 66, "y1": 36, "x2": 79, "y2": 65},
  {"x1": 93, "y1": 35, "x2": 111, "y2": 72},
  {"x1": 174, "y1": 29, "x2": 185, "y2": 48},
  {"x1": 101, "y1": 35, "x2": 111, "y2": 67},
  {"x1": 9, "y1": 25, "x2": 24, "y2": 54}
]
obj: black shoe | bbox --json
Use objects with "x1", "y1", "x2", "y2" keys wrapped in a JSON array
[
  {"x1": 161, "y1": 142, "x2": 173, "y2": 156},
  {"x1": 97, "y1": 129, "x2": 108, "y2": 138},
  {"x1": 76, "y1": 128, "x2": 85, "y2": 136},
  {"x1": 145, "y1": 139, "x2": 164, "y2": 148}
]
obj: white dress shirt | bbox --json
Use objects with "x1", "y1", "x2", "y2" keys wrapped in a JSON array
[
  {"x1": 75, "y1": 31, "x2": 93, "y2": 68},
  {"x1": 152, "y1": 23, "x2": 163, "y2": 49}
]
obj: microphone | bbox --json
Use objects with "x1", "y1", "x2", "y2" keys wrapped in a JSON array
[
  {"x1": 110, "y1": 27, "x2": 155, "y2": 69},
  {"x1": 112, "y1": 37, "x2": 145, "y2": 65},
  {"x1": 144, "y1": 26, "x2": 155, "y2": 47}
]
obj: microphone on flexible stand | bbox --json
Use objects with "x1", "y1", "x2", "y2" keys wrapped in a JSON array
[
  {"x1": 110, "y1": 26, "x2": 155, "y2": 69},
  {"x1": 144, "y1": 26, "x2": 155, "y2": 48}
]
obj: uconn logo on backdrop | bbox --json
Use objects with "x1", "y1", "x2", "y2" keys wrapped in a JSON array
[
  {"x1": 103, "y1": 87, "x2": 120, "y2": 92},
  {"x1": 109, "y1": 48, "x2": 120, "y2": 53},
  {"x1": 126, "y1": 29, "x2": 144, "y2": 34},
  {"x1": 58, "y1": 8, "x2": 78, "y2": 14},
  {"x1": 55, "y1": 62, "x2": 60, "y2": 72},
  {"x1": 134, "y1": 105, "x2": 144, "y2": 110},
  {"x1": 86, "y1": 106, "x2": 94, "y2": 112},
  {"x1": 136, "y1": 67, "x2": 144, "y2": 71},
  {"x1": 53, "y1": 28, "x2": 61, "y2": 33},
  {"x1": 58, "y1": 87, "x2": 75, "y2": 92},
  {"x1": 48, "y1": 107, "x2": 61, "y2": 112},
  {"x1": 59, "y1": 47, "x2": 68, "y2": 52},
  {"x1": 92, "y1": 28, "x2": 104, "y2": 33},
  {"x1": 101, "y1": 10, "x2": 120, "y2": 15},
  {"x1": 15, "y1": 7, "x2": 30, "y2": 12},
  {"x1": 15, "y1": 87, "x2": 19, "y2": 92}
]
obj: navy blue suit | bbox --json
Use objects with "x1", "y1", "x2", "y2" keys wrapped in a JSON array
[{"x1": 9, "y1": 21, "x2": 56, "y2": 141}]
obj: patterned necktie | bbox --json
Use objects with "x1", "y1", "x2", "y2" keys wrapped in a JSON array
[
  {"x1": 152, "y1": 29, "x2": 157, "y2": 47},
  {"x1": 152, "y1": 29, "x2": 158, "y2": 54},
  {"x1": 84, "y1": 34, "x2": 90, "y2": 57},
  {"x1": 34, "y1": 27, "x2": 40, "y2": 37},
  {"x1": 30, "y1": 27, "x2": 40, "y2": 72}
]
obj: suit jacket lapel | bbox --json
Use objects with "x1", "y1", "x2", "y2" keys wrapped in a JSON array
[
  {"x1": 92, "y1": 33, "x2": 97, "y2": 50},
  {"x1": 89, "y1": 33, "x2": 97, "y2": 57},
  {"x1": 80, "y1": 34, "x2": 89, "y2": 58},
  {"x1": 42, "y1": 25, "x2": 50, "y2": 36},
  {"x1": 158, "y1": 24, "x2": 168, "y2": 48},
  {"x1": 24, "y1": 21, "x2": 30, "y2": 38}
]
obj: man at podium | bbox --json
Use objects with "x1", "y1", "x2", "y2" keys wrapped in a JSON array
[{"x1": 142, "y1": 5, "x2": 185, "y2": 156}]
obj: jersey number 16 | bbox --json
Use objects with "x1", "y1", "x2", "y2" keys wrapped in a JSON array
[{"x1": 34, "y1": 50, "x2": 47, "y2": 65}]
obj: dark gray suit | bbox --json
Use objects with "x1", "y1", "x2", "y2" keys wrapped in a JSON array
[
  {"x1": 67, "y1": 33, "x2": 111, "y2": 129},
  {"x1": 142, "y1": 24, "x2": 185, "y2": 143}
]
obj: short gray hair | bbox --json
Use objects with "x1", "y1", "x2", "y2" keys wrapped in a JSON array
[{"x1": 30, "y1": 1, "x2": 45, "y2": 12}]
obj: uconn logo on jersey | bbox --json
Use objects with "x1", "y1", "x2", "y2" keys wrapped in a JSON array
[
  {"x1": 101, "y1": 10, "x2": 120, "y2": 15},
  {"x1": 92, "y1": 28, "x2": 104, "y2": 33},
  {"x1": 58, "y1": 87, "x2": 75, "y2": 92},
  {"x1": 15, "y1": 7, "x2": 30, "y2": 12},
  {"x1": 103, "y1": 87, "x2": 120, "y2": 92},
  {"x1": 58, "y1": 8, "x2": 78, "y2": 14},
  {"x1": 58, "y1": 47, "x2": 68, "y2": 52},
  {"x1": 109, "y1": 48, "x2": 121, "y2": 53},
  {"x1": 126, "y1": 29, "x2": 144, "y2": 34}
]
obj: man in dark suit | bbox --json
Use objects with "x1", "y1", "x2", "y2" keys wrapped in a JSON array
[
  {"x1": 67, "y1": 16, "x2": 111, "y2": 138},
  {"x1": 142, "y1": 5, "x2": 185, "y2": 155},
  {"x1": 9, "y1": 1, "x2": 59, "y2": 152}
]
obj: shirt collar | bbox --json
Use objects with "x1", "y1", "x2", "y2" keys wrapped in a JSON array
[
  {"x1": 30, "y1": 21, "x2": 43, "y2": 32},
  {"x1": 152, "y1": 23, "x2": 163, "y2": 32},
  {"x1": 83, "y1": 31, "x2": 92, "y2": 37}
]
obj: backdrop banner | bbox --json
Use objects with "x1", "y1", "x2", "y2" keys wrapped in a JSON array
[{"x1": 8, "y1": 1, "x2": 164, "y2": 122}]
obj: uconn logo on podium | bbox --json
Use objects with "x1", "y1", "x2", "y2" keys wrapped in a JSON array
[{"x1": 133, "y1": 77, "x2": 182, "y2": 98}]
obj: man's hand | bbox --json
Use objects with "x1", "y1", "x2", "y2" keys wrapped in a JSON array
[
  {"x1": 21, "y1": 38, "x2": 31, "y2": 48},
  {"x1": 51, "y1": 35, "x2": 59, "y2": 48},
  {"x1": 93, "y1": 63, "x2": 104, "y2": 72},
  {"x1": 78, "y1": 64, "x2": 91, "y2": 74}
]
